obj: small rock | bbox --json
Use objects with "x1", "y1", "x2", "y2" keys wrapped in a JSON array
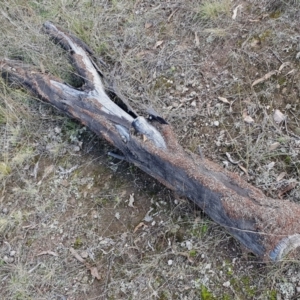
[
  {"x1": 91, "y1": 210, "x2": 98, "y2": 219},
  {"x1": 81, "y1": 251, "x2": 89, "y2": 259},
  {"x1": 9, "y1": 251, "x2": 16, "y2": 257},
  {"x1": 223, "y1": 281, "x2": 230, "y2": 288},
  {"x1": 3, "y1": 256, "x2": 14, "y2": 263},
  {"x1": 167, "y1": 260, "x2": 173, "y2": 266},
  {"x1": 273, "y1": 109, "x2": 286, "y2": 123},
  {"x1": 296, "y1": 286, "x2": 300, "y2": 293},
  {"x1": 186, "y1": 241, "x2": 193, "y2": 250},
  {"x1": 243, "y1": 115, "x2": 254, "y2": 124},
  {"x1": 73, "y1": 145, "x2": 81, "y2": 152},
  {"x1": 213, "y1": 121, "x2": 219, "y2": 127},
  {"x1": 60, "y1": 180, "x2": 69, "y2": 187},
  {"x1": 54, "y1": 127, "x2": 62, "y2": 134},
  {"x1": 2, "y1": 208, "x2": 8, "y2": 214}
]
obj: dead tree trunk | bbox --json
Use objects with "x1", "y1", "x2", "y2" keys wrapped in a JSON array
[{"x1": 1, "y1": 21, "x2": 300, "y2": 261}]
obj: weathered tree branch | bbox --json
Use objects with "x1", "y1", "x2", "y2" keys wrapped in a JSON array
[{"x1": 2, "y1": 21, "x2": 300, "y2": 261}]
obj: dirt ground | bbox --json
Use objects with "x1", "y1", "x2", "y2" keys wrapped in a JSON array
[{"x1": 1, "y1": 0, "x2": 300, "y2": 299}]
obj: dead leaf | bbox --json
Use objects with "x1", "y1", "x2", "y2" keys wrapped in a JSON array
[
  {"x1": 278, "y1": 62, "x2": 291, "y2": 73},
  {"x1": 273, "y1": 109, "x2": 286, "y2": 123},
  {"x1": 244, "y1": 115, "x2": 254, "y2": 123},
  {"x1": 232, "y1": 4, "x2": 242, "y2": 20},
  {"x1": 252, "y1": 70, "x2": 277, "y2": 86},
  {"x1": 267, "y1": 162, "x2": 275, "y2": 170},
  {"x1": 31, "y1": 161, "x2": 39, "y2": 179},
  {"x1": 276, "y1": 172, "x2": 286, "y2": 182},
  {"x1": 177, "y1": 252, "x2": 194, "y2": 264},
  {"x1": 250, "y1": 39, "x2": 260, "y2": 48},
  {"x1": 70, "y1": 247, "x2": 101, "y2": 280},
  {"x1": 269, "y1": 142, "x2": 280, "y2": 151},
  {"x1": 242, "y1": 110, "x2": 254, "y2": 124},
  {"x1": 70, "y1": 247, "x2": 85, "y2": 263},
  {"x1": 225, "y1": 152, "x2": 240, "y2": 165},
  {"x1": 90, "y1": 266, "x2": 101, "y2": 280},
  {"x1": 168, "y1": 8, "x2": 179, "y2": 22},
  {"x1": 39, "y1": 61, "x2": 45, "y2": 73},
  {"x1": 43, "y1": 165, "x2": 55, "y2": 178},
  {"x1": 278, "y1": 182, "x2": 297, "y2": 198},
  {"x1": 238, "y1": 164, "x2": 248, "y2": 176},
  {"x1": 154, "y1": 40, "x2": 164, "y2": 49},
  {"x1": 133, "y1": 222, "x2": 147, "y2": 233},
  {"x1": 218, "y1": 96, "x2": 230, "y2": 104},
  {"x1": 145, "y1": 22, "x2": 152, "y2": 29},
  {"x1": 136, "y1": 50, "x2": 154, "y2": 59},
  {"x1": 37, "y1": 250, "x2": 58, "y2": 257},
  {"x1": 286, "y1": 69, "x2": 296, "y2": 76},
  {"x1": 128, "y1": 193, "x2": 136, "y2": 208},
  {"x1": 194, "y1": 32, "x2": 200, "y2": 47}
]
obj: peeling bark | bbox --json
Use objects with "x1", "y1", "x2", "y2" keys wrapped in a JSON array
[{"x1": 1, "y1": 22, "x2": 300, "y2": 261}]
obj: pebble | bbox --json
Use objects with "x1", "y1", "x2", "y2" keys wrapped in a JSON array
[
  {"x1": 2, "y1": 208, "x2": 8, "y2": 214},
  {"x1": 223, "y1": 281, "x2": 230, "y2": 287},
  {"x1": 81, "y1": 251, "x2": 89, "y2": 259},
  {"x1": 168, "y1": 260, "x2": 173, "y2": 266},
  {"x1": 54, "y1": 127, "x2": 62, "y2": 134},
  {"x1": 9, "y1": 250, "x2": 16, "y2": 257},
  {"x1": 186, "y1": 241, "x2": 193, "y2": 250},
  {"x1": 213, "y1": 121, "x2": 219, "y2": 127},
  {"x1": 73, "y1": 145, "x2": 81, "y2": 152},
  {"x1": 3, "y1": 256, "x2": 14, "y2": 263},
  {"x1": 60, "y1": 180, "x2": 69, "y2": 187}
]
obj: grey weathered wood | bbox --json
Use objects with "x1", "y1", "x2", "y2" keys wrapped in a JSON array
[{"x1": 2, "y1": 21, "x2": 300, "y2": 261}]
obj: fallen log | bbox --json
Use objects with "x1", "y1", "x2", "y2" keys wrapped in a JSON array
[{"x1": 1, "y1": 21, "x2": 300, "y2": 262}]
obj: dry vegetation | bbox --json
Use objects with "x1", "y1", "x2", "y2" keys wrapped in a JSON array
[{"x1": 1, "y1": 0, "x2": 300, "y2": 299}]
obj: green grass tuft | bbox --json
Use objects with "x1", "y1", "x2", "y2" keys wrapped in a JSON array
[{"x1": 197, "y1": 0, "x2": 231, "y2": 20}]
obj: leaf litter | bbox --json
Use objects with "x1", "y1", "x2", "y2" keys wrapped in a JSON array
[{"x1": 69, "y1": 248, "x2": 101, "y2": 280}]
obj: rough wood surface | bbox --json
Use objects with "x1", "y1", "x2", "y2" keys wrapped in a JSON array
[{"x1": 2, "y1": 21, "x2": 300, "y2": 261}]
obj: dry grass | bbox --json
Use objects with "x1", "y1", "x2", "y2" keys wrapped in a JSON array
[{"x1": 1, "y1": 0, "x2": 300, "y2": 299}]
